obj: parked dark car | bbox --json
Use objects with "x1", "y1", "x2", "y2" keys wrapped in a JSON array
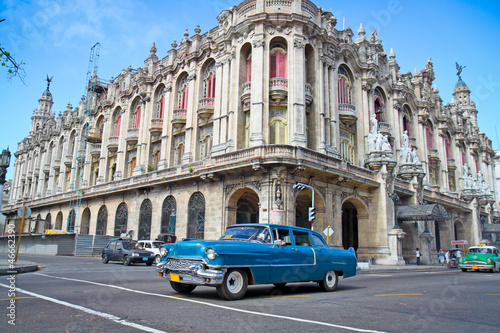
[{"x1": 102, "y1": 240, "x2": 155, "y2": 266}]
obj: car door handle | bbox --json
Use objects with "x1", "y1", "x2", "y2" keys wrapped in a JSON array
[{"x1": 316, "y1": 249, "x2": 321, "y2": 252}]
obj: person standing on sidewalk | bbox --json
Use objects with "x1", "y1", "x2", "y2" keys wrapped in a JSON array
[
  {"x1": 416, "y1": 248, "x2": 421, "y2": 265},
  {"x1": 438, "y1": 249, "x2": 445, "y2": 265}
]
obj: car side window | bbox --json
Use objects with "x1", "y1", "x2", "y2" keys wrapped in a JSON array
[
  {"x1": 273, "y1": 228, "x2": 291, "y2": 245},
  {"x1": 311, "y1": 234, "x2": 327, "y2": 247},
  {"x1": 145, "y1": 243, "x2": 151, "y2": 248},
  {"x1": 293, "y1": 230, "x2": 312, "y2": 246},
  {"x1": 116, "y1": 242, "x2": 122, "y2": 250},
  {"x1": 107, "y1": 241, "x2": 116, "y2": 249}
]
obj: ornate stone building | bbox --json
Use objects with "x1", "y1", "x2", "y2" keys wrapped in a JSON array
[{"x1": 3, "y1": 0, "x2": 499, "y2": 264}]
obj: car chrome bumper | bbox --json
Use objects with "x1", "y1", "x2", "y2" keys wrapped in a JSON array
[
  {"x1": 156, "y1": 261, "x2": 224, "y2": 286},
  {"x1": 459, "y1": 263, "x2": 493, "y2": 270}
]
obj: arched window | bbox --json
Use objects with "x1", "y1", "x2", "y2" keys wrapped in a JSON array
[
  {"x1": 203, "y1": 62, "x2": 216, "y2": 98},
  {"x1": 269, "y1": 108, "x2": 287, "y2": 144},
  {"x1": 114, "y1": 203, "x2": 127, "y2": 236},
  {"x1": 133, "y1": 105, "x2": 141, "y2": 128},
  {"x1": 161, "y1": 196, "x2": 177, "y2": 234},
  {"x1": 188, "y1": 192, "x2": 205, "y2": 239},
  {"x1": 445, "y1": 137, "x2": 451, "y2": 159},
  {"x1": 270, "y1": 44, "x2": 287, "y2": 78},
  {"x1": 113, "y1": 108, "x2": 122, "y2": 137},
  {"x1": 45, "y1": 213, "x2": 52, "y2": 231},
  {"x1": 138, "y1": 199, "x2": 152, "y2": 240},
  {"x1": 67, "y1": 209, "x2": 75, "y2": 232},
  {"x1": 426, "y1": 125, "x2": 434, "y2": 149},
  {"x1": 402, "y1": 106, "x2": 412, "y2": 136},
  {"x1": 96, "y1": 205, "x2": 108, "y2": 235},
  {"x1": 374, "y1": 89, "x2": 385, "y2": 122},
  {"x1": 337, "y1": 66, "x2": 352, "y2": 104},
  {"x1": 178, "y1": 75, "x2": 189, "y2": 109},
  {"x1": 156, "y1": 87, "x2": 165, "y2": 119}
]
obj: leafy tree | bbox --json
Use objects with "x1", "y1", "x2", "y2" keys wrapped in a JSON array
[{"x1": 0, "y1": 19, "x2": 26, "y2": 83}]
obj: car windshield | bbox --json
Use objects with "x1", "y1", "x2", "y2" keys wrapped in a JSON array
[
  {"x1": 468, "y1": 248, "x2": 493, "y2": 254},
  {"x1": 122, "y1": 241, "x2": 134, "y2": 250},
  {"x1": 221, "y1": 226, "x2": 271, "y2": 243}
]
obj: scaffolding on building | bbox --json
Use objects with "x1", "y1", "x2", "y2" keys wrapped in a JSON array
[{"x1": 67, "y1": 42, "x2": 101, "y2": 235}]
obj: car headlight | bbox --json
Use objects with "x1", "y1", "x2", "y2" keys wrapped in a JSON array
[
  {"x1": 487, "y1": 258, "x2": 492, "y2": 264},
  {"x1": 205, "y1": 248, "x2": 218, "y2": 260},
  {"x1": 159, "y1": 247, "x2": 168, "y2": 257},
  {"x1": 132, "y1": 253, "x2": 139, "y2": 257}
]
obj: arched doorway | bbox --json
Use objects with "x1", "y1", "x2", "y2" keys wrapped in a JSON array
[
  {"x1": 96, "y1": 205, "x2": 108, "y2": 235},
  {"x1": 114, "y1": 203, "x2": 127, "y2": 236},
  {"x1": 295, "y1": 191, "x2": 312, "y2": 229},
  {"x1": 454, "y1": 220, "x2": 465, "y2": 240},
  {"x1": 45, "y1": 213, "x2": 52, "y2": 231},
  {"x1": 227, "y1": 188, "x2": 260, "y2": 226},
  {"x1": 80, "y1": 208, "x2": 90, "y2": 235},
  {"x1": 55, "y1": 212, "x2": 63, "y2": 230},
  {"x1": 342, "y1": 201, "x2": 358, "y2": 251},
  {"x1": 188, "y1": 192, "x2": 205, "y2": 239},
  {"x1": 161, "y1": 196, "x2": 176, "y2": 234},
  {"x1": 138, "y1": 199, "x2": 152, "y2": 240}
]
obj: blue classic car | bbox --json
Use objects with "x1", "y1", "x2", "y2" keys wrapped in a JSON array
[{"x1": 156, "y1": 224, "x2": 357, "y2": 300}]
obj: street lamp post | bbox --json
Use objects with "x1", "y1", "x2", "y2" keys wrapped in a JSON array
[{"x1": 0, "y1": 148, "x2": 11, "y2": 234}]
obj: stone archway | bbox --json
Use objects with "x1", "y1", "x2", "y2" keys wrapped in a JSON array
[
  {"x1": 80, "y1": 208, "x2": 90, "y2": 235},
  {"x1": 227, "y1": 188, "x2": 260, "y2": 227},
  {"x1": 138, "y1": 199, "x2": 152, "y2": 240},
  {"x1": 97, "y1": 205, "x2": 108, "y2": 235},
  {"x1": 341, "y1": 198, "x2": 369, "y2": 257},
  {"x1": 454, "y1": 220, "x2": 466, "y2": 241},
  {"x1": 294, "y1": 186, "x2": 325, "y2": 230},
  {"x1": 55, "y1": 212, "x2": 63, "y2": 230}
]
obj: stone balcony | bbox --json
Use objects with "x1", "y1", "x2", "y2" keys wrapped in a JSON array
[
  {"x1": 428, "y1": 148, "x2": 440, "y2": 163},
  {"x1": 197, "y1": 98, "x2": 215, "y2": 119},
  {"x1": 126, "y1": 128, "x2": 139, "y2": 146},
  {"x1": 171, "y1": 108, "x2": 187, "y2": 129},
  {"x1": 107, "y1": 136, "x2": 119, "y2": 152},
  {"x1": 87, "y1": 130, "x2": 102, "y2": 143},
  {"x1": 90, "y1": 143, "x2": 102, "y2": 158},
  {"x1": 43, "y1": 163, "x2": 50, "y2": 175},
  {"x1": 269, "y1": 77, "x2": 288, "y2": 104},
  {"x1": 149, "y1": 118, "x2": 163, "y2": 135},
  {"x1": 447, "y1": 158, "x2": 456, "y2": 171},
  {"x1": 64, "y1": 155, "x2": 73, "y2": 168},
  {"x1": 338, "y1": 103, "x2": 357, "y2": 125},
  {"x1": 53, "y1": 159, "x2": 61, "y2": 171},
  {"x1": 305, "y1": 82, "x2": 313, "y2": 106},
  {"x1": 241, "y1": 81, "x2": 251, "y2": 111}
]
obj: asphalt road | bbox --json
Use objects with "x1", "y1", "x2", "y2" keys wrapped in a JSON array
[{"x1": 1, "y1": 254, "x2": 499, "y2": 333}]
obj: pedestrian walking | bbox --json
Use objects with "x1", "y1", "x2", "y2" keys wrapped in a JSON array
[
  {"x1": 416, "y1": 248, "x2": 421, "y2": 265},
  {"x1": 445, "y1": 250, "x2": 451, "y2": 268},
  {"x1": 438, "y1": 249, "x2": 445, "y2": 265}
]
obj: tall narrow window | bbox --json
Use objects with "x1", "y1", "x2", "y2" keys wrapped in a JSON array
[
  {"x1": 269, "y1": 108, "x2": 287, "y2": 144},
  {"x1": 402, "y1": 107, "x2": 411, "y2": 136},
  {"x1": 115, "y1": 115, "x2": 121, "y2": 137},
  {"x1": 270, "y1": 44, "x2": 287, "y2": 78},
  {"x1": 374, "y1": 89, "x2": 385, "y2": 122},
  {"x1": 426, "y1": 126, "x2": 434, "y2": 149},
  {"x1": 134, "y1": 106, "x2": 141, "y2": 128},
  {"x1": 445, "y1": 138, "x2": 451, "y2": 159},
  {"x1": 247, "y1": 56, "x2": 252, "y2": 81},
  {"x1": 337, "y1": 67, "x2": 352, "y2": 104}
]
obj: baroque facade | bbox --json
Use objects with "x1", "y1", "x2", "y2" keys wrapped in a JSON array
[{"x1": 3, "y1": 0, "x2": 499, "y2": 264}]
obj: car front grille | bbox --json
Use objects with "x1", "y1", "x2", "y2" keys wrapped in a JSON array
[
  {"x1": 166, "y1": 258, "x2": 203, "y2": 271},
  {"x1": 464, "y1": 260, "x2": 487, "y2": 265}
]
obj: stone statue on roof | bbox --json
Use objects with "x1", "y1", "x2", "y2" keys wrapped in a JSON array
[{"x1": 455, "y1": 62, "x2": 466, "y2": 79}]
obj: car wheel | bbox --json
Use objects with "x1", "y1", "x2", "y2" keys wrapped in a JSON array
[
  {"x1": 216, "y1": 268, "x2": 248, "y2": 300},
  {"x1": 319, "y1": 271, "x2": 338, "y2": 292},
  {"x1": 154, "y1": 255, "x2": 161, "y2": 264},
  {"x1": 123, "y1": 256, "x2": 131, "y2": 266},
  {"x1": 170, "y1": 281, "x2": 196, "y2": 294},
  {"x1": 146, "y1": 261, "x2": 153, "y2": 266},
  {"x1": 273, "y1": 283, "x2": 287, "y2": 288},
  {"x1": 461, "y1": 268, "x2": 467, "y2": 272},
  {"x1": 102, "y1": 254, "x2": 109, "y2": 264}
]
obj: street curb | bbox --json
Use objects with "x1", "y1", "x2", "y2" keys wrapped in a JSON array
[{"x1": 0, "y1": 265, "x2": 39, "y2": 276}]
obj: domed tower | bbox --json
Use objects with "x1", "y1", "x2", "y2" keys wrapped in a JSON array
[
  {"x1": 452, "y1": 62, "x2": 470, "y2": 106},
  {"x1": 31, "y1": 75, "x2": 55, "y2": 134}
]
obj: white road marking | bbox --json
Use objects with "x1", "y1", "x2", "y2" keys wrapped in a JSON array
[
  {"x1": 0, "y1": 282, "x2": 166, "y2": 333},
  {"x1": 33, "y1": 272, "x2": 385, "y2": 333}
]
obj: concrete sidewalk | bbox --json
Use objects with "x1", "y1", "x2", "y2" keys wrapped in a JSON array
[{"x1": 0, "y1": 259, "x2": 39, "y2": 276}]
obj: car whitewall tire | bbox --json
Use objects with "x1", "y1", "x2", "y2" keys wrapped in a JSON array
[
  {"x1": 319, "y1": 270, "x2": 338, "y2": 292},
  {"x1": 216, "y1": 268, "x2": 248, "y2": 300}
]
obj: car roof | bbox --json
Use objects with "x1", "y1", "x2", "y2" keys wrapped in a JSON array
[
  {"x1": 227, "y1": 224, "x2": 321, "y2": 234},
  {"x1": 469, "y1": 245, "x2": 497, "y2": 249}
]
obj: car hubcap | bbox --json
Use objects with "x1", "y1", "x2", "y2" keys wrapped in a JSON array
[
  {"x1": 227, "y1": 271, "x2": 243, "y2": 294},
  {"x1": 326, "y1": 272, "x2": 335, "y2": 287}
]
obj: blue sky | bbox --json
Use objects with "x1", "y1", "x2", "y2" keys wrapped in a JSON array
[{"x1": 1, "y1": 0, "x2": 499, "y2": 180}]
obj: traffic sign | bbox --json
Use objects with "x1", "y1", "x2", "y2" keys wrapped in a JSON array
[
  {"x1": 17, "y1": 206, "x2": 31, "y2": 218},
  {"x1": 323, "y1": 225, "x2": 334, "y2": 236},
  {"x1": 451, "y1": 240, "x2": 467, "y2": 245}
]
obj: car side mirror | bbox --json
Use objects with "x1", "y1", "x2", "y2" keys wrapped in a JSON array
[{"x1": 273, "y1": 240, "x2": 283, "y2": 246}]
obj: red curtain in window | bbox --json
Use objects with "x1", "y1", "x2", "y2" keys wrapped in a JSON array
[
  {"x1": 338, "y1": 77, "x2": 350, "y2": 104},
  {"x1": 270, "y1": 50, "x2": 287, "y2": 78},
  {"x1": 134, "y1": 106, "x2": 141, "y2": 128},
  {"x1": 159, "y1": 96, "x2": 164, "y2": 119},
  {"x1": 445, "y1": 138, "x2": 451, "y2": 159},
  {"x1": 426, "y1": 127, "x2": 433, "y2": 149},
  {"x1": 247, "y1": 58, "x2": 252, "y2": 81},
  {"x1": 115, "y1": 115, "x2": 121, "y2": 136},
  {"x1": 474, "y1": 156, "x2": 478, "y2": 173},
  {"x1": 206, "y1": 73, "x2": 216, "y2": 98},
  {"x1": 181, "y1": 86, "x2": 188, "y2": 109}
]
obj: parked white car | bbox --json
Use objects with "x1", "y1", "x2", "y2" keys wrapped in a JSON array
[{"x1": 136, "y1": 240, "x2": 165, "y2": 264}]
